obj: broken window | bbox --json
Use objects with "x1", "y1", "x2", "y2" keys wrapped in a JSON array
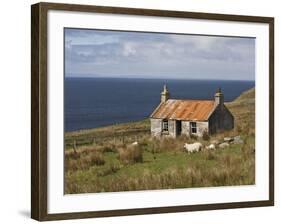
[
  {"x1": 162, "y1": 120, "x2": 168, "y2": 132},
  {"x1": 190, "y1": 122, "x2": 197, "y2": 134}
]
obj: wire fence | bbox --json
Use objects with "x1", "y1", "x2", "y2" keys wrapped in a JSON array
[{"x1": 65, "y1": 129, "x2": 150, "y2": 149}]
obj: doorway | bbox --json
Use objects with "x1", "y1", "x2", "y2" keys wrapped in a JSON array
[{"x1": 176, "y1": 120, "x2": 182, "y2": 136}]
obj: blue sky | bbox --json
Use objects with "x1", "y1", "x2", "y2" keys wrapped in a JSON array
[{"x1": 65, "y1": 28, "x2": 255, "y2": 81}]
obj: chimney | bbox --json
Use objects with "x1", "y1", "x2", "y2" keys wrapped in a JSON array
[
  {"x1": 214, "y1": 87, "x2": 224, "y2": 107},
  {"x1": 161, "y1": 84, "x2": 170, "y2": 103}
]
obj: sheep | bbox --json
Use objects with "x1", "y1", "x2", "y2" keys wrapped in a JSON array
[
  {"x1": 206, "y1": 143, "x2": 216, "y2": 150},
  {"x1": 223, "y1": 137, "x2": 234, "y2": 143},
  {"x1": 131, "y1": 141, "x2": 138, "y2": 146},
  {"x1": 184, "y1": 142, "x2": 203, "y2": 154},
  {"x1": 210, "y1": 139, "x2": 219, "y2": 145},
  {"x1": 219, "y1": 142, "x2": 229, "y2": 149}
]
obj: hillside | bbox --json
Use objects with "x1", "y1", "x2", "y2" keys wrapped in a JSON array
[
  {"x1": 226, "y1": 87, "x2": 255, "y2": 133},
  {"x1": 65, "y1": 119, "x2": 150, "y2": 150},
  {"x1": 64, "y1": 88, "x2": 255, "y2": 194}
]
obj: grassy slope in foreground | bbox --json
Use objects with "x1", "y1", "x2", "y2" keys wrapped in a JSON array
[{"x1": 65, "y1": 88, "x2": 255, "y2": 194}]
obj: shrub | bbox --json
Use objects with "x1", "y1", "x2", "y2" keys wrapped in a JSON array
[
  {"x1": 157, "y1": 137, "x2": 184, "y2": 152},
  {"x1": 117, "y1": 145, "x2": 143, "y2": 164},
  {"x1": 190, "y1": 134, "x2": 198, "y2": 140},
  {"x1": 202, "y1": 131, "x2": 210, "y2": 141},
  {"x1": 65, "y1": 156, "x2": 92, "y2": 171},
  {"x1": 236, "y1": 125, "x2": 242, "y2": 133},
  {"x1": 97, "y1": 163, "x2": 121, "y2": 177},
  {"x1": 205, "y1": 151, "x2": 216, "y2": 160},
  {"x1": 66, "y1": 151, "x2": 106, "y2": 171},
  {"x1": 67, "y1": 151, "x2": 80, "y2": 160},
  {"x1": 65, "y1": 158, "x2": 79, "y2": 171},
  {"x1": 149, "y1": 140, "x2": 162, "y2": 153},
  {"x1": 87, "y1": 152, "x2": 105, "y2": 166},
  {"x1": 102, "y1": 145, "x2": 117, "y2": 153}
]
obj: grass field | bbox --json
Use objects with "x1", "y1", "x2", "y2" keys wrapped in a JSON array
[{"x1": 64, "y1": 88, "x2": 255, "y2": 194}]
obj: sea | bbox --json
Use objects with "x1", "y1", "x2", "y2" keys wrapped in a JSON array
[{"x1": 65, "y1": 78, "x2": 255, "y2": 132}]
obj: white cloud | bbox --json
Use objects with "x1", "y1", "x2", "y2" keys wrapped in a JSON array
[
  {"x1": 65, "y1": 29, "x2": 255, "y2": 80},
  {"x1": 122, "y1": 42, "x2": 137, "y2": 56},
  {"x1": 170, "y1": 35, "x2": 220, "y2": 50}
]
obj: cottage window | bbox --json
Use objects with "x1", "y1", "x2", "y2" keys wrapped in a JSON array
[
  {"x1": 162, "y1": 120, "x2": 169, "y2": 132},
  {"x1": 190, "y1": 122, "x2": 197, "y2": 134}
]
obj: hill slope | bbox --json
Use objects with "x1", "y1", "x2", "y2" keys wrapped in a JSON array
[{"x1": 226, "y1": 87, "x2": 255, "y2": 133}]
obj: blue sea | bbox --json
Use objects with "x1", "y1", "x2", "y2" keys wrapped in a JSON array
[{"x1": 65, "y1": 78, "x2": 255, "y2": 132}]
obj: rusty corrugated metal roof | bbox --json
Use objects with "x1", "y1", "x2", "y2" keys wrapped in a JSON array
[{"x1": 150, "y1": 99, "x2": 215, "y2": 121}]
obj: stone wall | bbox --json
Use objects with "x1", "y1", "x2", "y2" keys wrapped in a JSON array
[
  {"x1": 222, "y1": 107, "x2": 234, "y2": 130},
  {"x1": 209, "y1": 104, "x2": 234, "y2": 134},
  {"x1": 150, "y1": 118, "x2": 162, "y2": 137},
  {"x1": 181, "y1": 121, "x2": 208, "y2": 137},
  {"x1": 151, "y1": 112, "x2": 234, "y2": 138},
  {"x1": 182, "y1": 121, "x2": 190, "y2": 136},
  {"x1": 168, "y1": 119, "x2": 176, "y2": 138},
  {"x1": 196, "y1": 121, "x2": 209, "y2": 137},
  {"x1": 150, "y1": 118, "x2": 177, "y2": 137}
]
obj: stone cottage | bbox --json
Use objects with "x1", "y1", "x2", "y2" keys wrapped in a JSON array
[{"x1": 150, "y1": 85, "x2": 234, "y2": 138}]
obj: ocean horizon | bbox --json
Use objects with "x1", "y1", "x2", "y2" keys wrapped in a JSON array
[{"x1": 64, "y1": 77, "x2": 255, "y2": 132}]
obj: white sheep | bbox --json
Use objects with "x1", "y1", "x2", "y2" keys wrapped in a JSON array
[
  {"x1": 219, "y1": 142, "x2": 229, "y2": 149},
  {"x1": 206, "y1": 143, "x2": 216, "y2": 150},
  {"x1": 131, "y1": 141, "x2": 138, "y2": 146},
  {"x1": 184, "y1": 142, "x2": 203, "y2": 153}
]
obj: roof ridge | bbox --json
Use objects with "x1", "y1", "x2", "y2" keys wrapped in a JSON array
[{"x1": 168, "y1": 98, "x2": 214, "y2": 102}]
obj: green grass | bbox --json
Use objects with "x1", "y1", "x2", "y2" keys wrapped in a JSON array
[
  {"x1": 65, "y1": 134, "x2": 255, "y2": 193},
  {"x1": 64, "y1": 87, "x2": 255, "y2": 194}
]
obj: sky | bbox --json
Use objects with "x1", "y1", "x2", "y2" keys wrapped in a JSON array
[{"x1": 65, "y1": 28, "x2": 255, "y2": 81}]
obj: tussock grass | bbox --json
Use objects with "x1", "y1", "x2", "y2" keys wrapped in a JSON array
[
  {"x1": 64, "y1": 136, "x2": 255, "y2": 193},
  {"x1": 65, "y1": 145, "x2": 254, "y2": 193},
  {"x1": 117, "y1": 145, "x2": 143, "y2": 165},
  {"x1": 65, "y1": 151, "x2": 105, "y2": 171}
]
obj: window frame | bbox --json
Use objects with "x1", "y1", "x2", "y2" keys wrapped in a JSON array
[
  {"x1": 190, "y1": 122, "x2": 197, "y2": 134},
  {"x1": 162, "y1": 119, "x2": 169, "y2": 132}
]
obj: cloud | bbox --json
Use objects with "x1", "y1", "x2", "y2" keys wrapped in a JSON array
[{"x1": 65, "y1": 28, "x2": 255, "y2": 80}]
